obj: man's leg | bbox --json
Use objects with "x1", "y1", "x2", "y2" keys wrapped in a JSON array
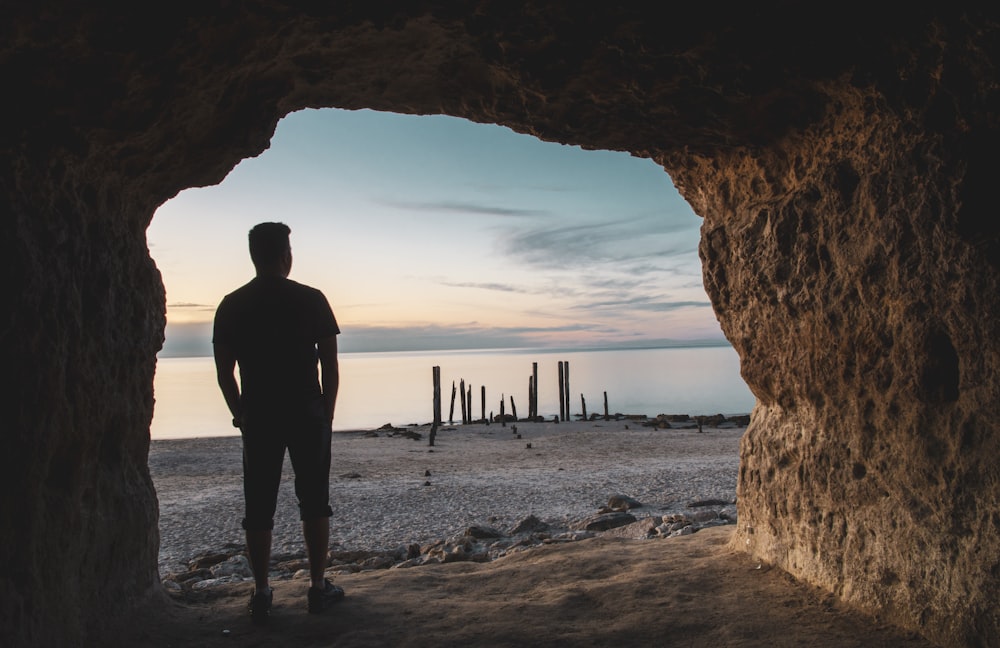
[
  {"x1": 303, "y1": 516, "x2": 330, "y2": 589},
  {"x1": 240, "y1": 418, "x2": 284, "y2": 597},
  {"x1": 246, "y1": 528, "x2": 273, "y2": 592},
  {"x1": 288, "y1": 409, "x2": 342, "y2": 611}
]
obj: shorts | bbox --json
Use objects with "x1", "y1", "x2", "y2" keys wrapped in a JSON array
[{"x1": 239, "y1": 398, "x2": 333, "y2": 531}]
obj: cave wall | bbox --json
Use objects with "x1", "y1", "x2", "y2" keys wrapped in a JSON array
[
  {"x1": 1, "y1": 3, "x2": 997, "y2": 646},
  {"x1": 671, "y1": 81, "x2": 1000, "y2": 641}
]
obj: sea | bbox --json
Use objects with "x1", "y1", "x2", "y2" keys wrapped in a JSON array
[{"x1": 150, "y1": 346, "x2": 756, "y2": 440}]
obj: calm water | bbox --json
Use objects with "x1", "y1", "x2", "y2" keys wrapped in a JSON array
[{"x1": 150, "y1": 346, "x2": 755, "y2": 439}]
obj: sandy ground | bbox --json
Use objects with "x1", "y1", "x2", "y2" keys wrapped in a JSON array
[
  {"x1": 139, "y1": 420, "x2": 932, "y2": 647},
  {"x1": 151, "y1": 420, "x2": 743, "y2": 574}
]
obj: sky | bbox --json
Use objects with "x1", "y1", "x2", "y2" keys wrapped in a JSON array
[{"x1": 147, "y1": 108, "x2": 726, "y2": 357}]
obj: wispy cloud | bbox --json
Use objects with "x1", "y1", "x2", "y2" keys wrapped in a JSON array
[
  {"x1": 499, "y1": 215, "x2": 698, "y2": 270},
  {"x1": 570, "y1": 297, "x2": 713, "y2": 312},
  {"x1": 439, "y1": 280, "x2": 525, "y2": 293},
  {"x1": 167, "y1": 302, "x2": 215, "y2": 311},
  {"x1": 380, "y1": 199, "x2": 548, "y2": 218},
  {"x1": 338, "y1": 322, "x2": 595, "y2": 353},
  {"x1": 580, "y1": 276, "x2": 648, "y2": 291},
  {"x1": 158, "y1": 321, "x2": 212, "y2": 358}
]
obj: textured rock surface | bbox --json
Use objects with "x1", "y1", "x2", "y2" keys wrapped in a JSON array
[{"x1": 1, "y1": 3, "x2": 997, "y2": 646}]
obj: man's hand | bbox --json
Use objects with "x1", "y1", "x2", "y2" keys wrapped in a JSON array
[
  {"x1": 317, "y1": 335, "x2": 339, "y2": 429},
  {"x1": 214, "y1": 342, "x2": 243, "y2": 424}
]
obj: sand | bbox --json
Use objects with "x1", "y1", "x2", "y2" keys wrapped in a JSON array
[{"x1": 139, "y1": 420, "x2": 932, "y2": 647}]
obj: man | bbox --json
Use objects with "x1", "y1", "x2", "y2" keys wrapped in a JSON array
[{"x1": 213, "y1": 222, "x2": 343, "y2": 623}]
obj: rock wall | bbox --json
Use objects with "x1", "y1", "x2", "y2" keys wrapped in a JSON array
[
  {"x1": 1, "y1": 3, "x2": 996, "y2": 646},
  {"x1": 672, "y1": 82, "x2": 1000, "y2": 642}
]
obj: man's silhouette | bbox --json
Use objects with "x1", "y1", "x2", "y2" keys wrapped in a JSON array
[{"x1": 213, "y1": 222, "x2": 343, "y2": 622}]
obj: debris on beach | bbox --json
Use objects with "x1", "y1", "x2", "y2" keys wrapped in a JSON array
[
  {"x1": 376, "y1": 423, "x2": 423, "y2": 440},
  {"x1": 638, "y1": 413, "x2": 750, "y2": 429},
  {"x1": 161, "y1": 501, "x2": 738, "y2": 594}
]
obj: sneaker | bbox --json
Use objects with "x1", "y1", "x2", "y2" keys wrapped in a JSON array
[
  {"x1": 307, "y1": 579, "x2": 345, "y2": 613},
  {"x1": 248, "y1": 587, "x2": 272, "y2": 624}
]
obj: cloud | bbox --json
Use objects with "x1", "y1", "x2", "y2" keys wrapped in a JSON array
[
  {"x1": 439, "y1": 280, "x2": 525, "y2": 293},
  {"x1": 338, "y1": 322, "x2": 594, "y2": 353},
  {"x1": 581, "y1": 276, "x2": 649, "y2": 291},
  {"x1": 499, "y1": 215, "x2": 698, "y2": 270},
  {"x1": 159, "y1": 321, "x2": 213, "y2": 358},
  {"x1": 380, "y1": 199, "x2": 548, "y2": 218},
  {"x1": 569, "y1": 295, "x2": 713, "y2": 313},
  {"x1": 167, "y1": 302, "x2": 215, "y2": 311}
]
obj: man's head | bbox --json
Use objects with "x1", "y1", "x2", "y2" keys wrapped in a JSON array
[{"x1": 248, "y1": 222, "x2": 292, "y2": 275}]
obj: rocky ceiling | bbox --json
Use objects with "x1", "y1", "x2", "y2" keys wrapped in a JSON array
[{"x1": 1, "y1": 3, "x2": 997, "y2": 646}]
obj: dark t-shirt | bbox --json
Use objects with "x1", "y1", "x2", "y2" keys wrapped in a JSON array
[{"x1": 213, "y1": 276, "x2": 340, "y2": 408}]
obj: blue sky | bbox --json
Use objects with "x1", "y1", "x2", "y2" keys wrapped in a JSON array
[{"x1": 147, "y1": 108, "x2": 725, "y2": 356}]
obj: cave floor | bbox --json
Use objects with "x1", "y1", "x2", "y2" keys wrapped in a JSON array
[{"x1": 128, "y1": 528, "x2": 931, "y2": 647}]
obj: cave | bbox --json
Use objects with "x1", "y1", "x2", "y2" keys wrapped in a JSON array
[{"x1": 2, "y1": 4, "x2": 997, "y2": 646}]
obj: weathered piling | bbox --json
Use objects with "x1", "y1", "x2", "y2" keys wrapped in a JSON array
[
  {"x1": 528, "y1": 376, "x2": 534, "y2": 420},
  {"x1": 531, "y1": 362, "x2": 538, "y2": 418},
  {"x1": 459, "y1": 378, "x2": 467, "y2": 424},
  {"x1": 557, "y1": 361, "x2": 565, "y2": 422},
  {"x1": 480, "y1": 386, "x2": 486, "y2": 422},
  {"x1": 580, "y1": 394, "x2": 587, "y2": 421},
  {"x1": 603, "y1": 391, "x2": 610, "y2": 421},
  {"x1": 564, "y1": 361, "x2": 570, "y2": 422},
  {"x1": 430, "y1": 366, "x2": 441, "y2": 446},
  {"x1": 510, "y1": 395, "x2": 517, "y2": 421},
  {"x1": 448, "y1": 380, "x2": 456, "y2": 425},
  {"x1": 500, "y1": 394, "x2": 506, "y2": 427}
]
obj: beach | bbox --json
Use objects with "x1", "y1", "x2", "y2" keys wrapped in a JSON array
[
  {"x1": 142, "y1": 419, "x2": 930, "y2": 647},
  {"x1": 151, "y1": 419, "x2": 743, "y2": 574}
]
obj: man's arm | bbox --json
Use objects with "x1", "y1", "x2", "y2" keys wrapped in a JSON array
[
  {"x1": 213, "y1": 342, "x2": 242, "y2": 426},
  {"x1": 317, "y1": 335, "x2": 339, "y2": 428}
]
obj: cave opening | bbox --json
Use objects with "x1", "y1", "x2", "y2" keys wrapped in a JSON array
[{"x1": 146, "y1": 106, "x2": 753, "y2": 575}]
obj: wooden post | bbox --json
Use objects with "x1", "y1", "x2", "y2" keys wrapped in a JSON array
[
  {"x1": 510, "y1": 395, "x2": 517, "y2": 421},
  {"x1": 430, "y1": 366, "x2": 441, "y2": 446},
  {"x1": 528, "y1": 375, "x2": 533, "y2": 420},
  {"x1": 500, "y1": 394, "x2": 506, "y2": 427},
  {"x1": 603, "y1": 391, "x2": 610, "y2": 421},
  {"x1": 580, "y1": 394, "x2": 587, "y2": 421},
  {"x1": 448, "y1": 380, "x2": 457, "y2": 425},
  {"x1": 467, "y1": 385, "x2": 472, "y2": 422},
  {"x1": 480, "y1": 386, "x2": 486, "y2": 422},
  {"x1": 564, "y1": 361, "x2": 570, "y2": 422},
  {"x1": 532, "y1": 362, "x2": 538, "y2": 419},
  {"x1": 459, "y1": 379, "x2": 467, "y2": 424},
  {"x1": 557, "y1": 361, "x2": 565, "y2": 422}
]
